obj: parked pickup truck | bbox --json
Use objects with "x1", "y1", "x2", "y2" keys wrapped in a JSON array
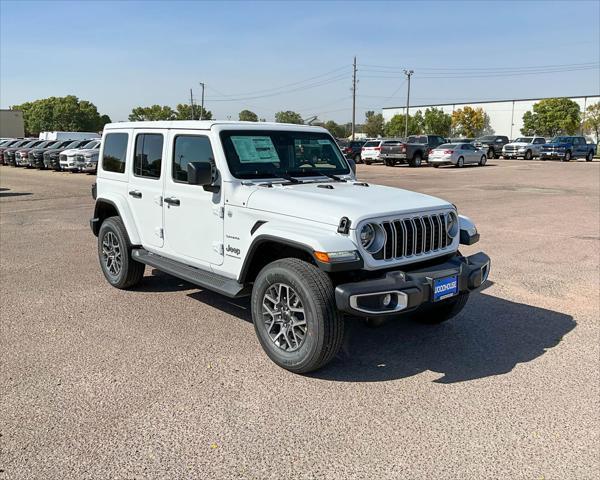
[
  {"x1": 380, "y1": 135, "x2": 447, "y2": 167},
  {"x1": 502, "y1": 136, "x2": 546, "y2": 160},
  {"x1": 473, "y1": 135, "x2": 509, "y2": 159},
  {"x1": 539, "y1": 136, "x2": 596, "y2": 162}
]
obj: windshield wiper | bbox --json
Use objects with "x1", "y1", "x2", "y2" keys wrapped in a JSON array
[{"x1": 287, "y1": 169, "x2": 346, "y2": 182}]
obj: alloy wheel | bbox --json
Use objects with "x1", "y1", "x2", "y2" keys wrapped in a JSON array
[
  {"x1": 101, "y1": 231, "x2": 122, "y2": 277},
  {"x1": 262, "y1": 283, "x2": 307, "y2": 352}
]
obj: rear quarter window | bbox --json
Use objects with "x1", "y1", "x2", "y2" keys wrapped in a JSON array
[{"x1": 102, "y1": 133, "x2": 129, "y2": 173}]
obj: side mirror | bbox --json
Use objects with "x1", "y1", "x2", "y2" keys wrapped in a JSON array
[
  {"x1": 347, "y1": 157, "x2": 356, "y2": 176},
  {"x1": 187, "y1": 161, "x2": 219, "y2": 192}
]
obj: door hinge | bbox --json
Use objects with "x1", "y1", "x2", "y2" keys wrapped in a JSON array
[
  {"x1": 213, "y1": 242, "x2": 224, "y2": 255},
  {"x1": 213, "y1": 206, "x2": 225, "y2": 218},
  {"x1": 155, "y1": 227, "x2": 164, "y2": 239}
]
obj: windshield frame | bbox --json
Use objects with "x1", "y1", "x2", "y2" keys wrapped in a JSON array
[{"x1": 219, "y1": 129, "x2": 351, "y2": 180}]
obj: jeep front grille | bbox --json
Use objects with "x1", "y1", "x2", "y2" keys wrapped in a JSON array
[{"x1": 373, "y1": 213, "x2": 451, "y2": 260}]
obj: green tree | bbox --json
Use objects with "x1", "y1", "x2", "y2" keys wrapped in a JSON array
[
  {"x1": 451, "y1": 106, "x2": 489, "y2": 137},
  {"x1": 175, "y1": 103, "x2": 212, "y2": 120},
  {"x1": 239, "y1": 109, "x2": 259, "y2": 122},
  {"x1": 363, "y1": 110, "x2": 385, "y2": 137},
  {"x1": 128, "y1": 105, "x2": 176, "y2": 121},
  {"x1": 323, "y1": 120, "x2": 345, "y2": 138},
  {"x1": 384, "y1": 112, "x2": 423, "y2": 137},
  {"x1": 423, "y1": 107, "x2": 451, "y2": 136},
  {"x1": 11, "y1": 96, "x2": 110, "y2": 135},
  {"x1": 521, "y1": 98, "x2": 581, "y2": 136},
  {"x1": 583, "y1": 102, "x2": 600, "y2": 140},
  {"x1": 275, "y1": 110, "x2": 304, "y2": 124}
]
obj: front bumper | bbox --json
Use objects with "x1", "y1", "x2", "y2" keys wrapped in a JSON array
[
  {"x1": 540, "y1": 151, "x2": 565, "y2": 159},
  {"x1": 335, "y1": 251, "x2": 490, "y2": 317}
]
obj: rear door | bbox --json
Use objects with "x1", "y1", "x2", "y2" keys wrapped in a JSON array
[
  {"x1": 162, "y1": 130, "x2": 224, "y2": 266},
  {"x1": 127, "y1": 130, "x2": 165, "y2": 248}
]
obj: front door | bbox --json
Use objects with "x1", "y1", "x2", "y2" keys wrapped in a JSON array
[
  {"x1": 127, "y1": 130, "x2": 165, "y2": 248},
  {"x1": 163, "y1": 131, "x2": 224, "y2": 266}
]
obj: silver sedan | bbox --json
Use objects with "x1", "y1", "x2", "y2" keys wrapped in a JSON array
[{"x1": 429, "y1": 143, "x2": 487, "y2": 168}]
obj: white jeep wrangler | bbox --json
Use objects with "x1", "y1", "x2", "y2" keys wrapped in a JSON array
[{"x1": 91, "y1": 121, "x2": 490, "y2": 373}]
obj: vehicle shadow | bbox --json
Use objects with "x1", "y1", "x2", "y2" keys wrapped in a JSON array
[
  {"x1": 313, "y1": 291, "x2": 575, "y2": 383},
  {"x1": 137, "y1": 272, "x2": 574, "y2": 384},
  {"x1": 0, "y1": 187, "x2": 32, "y2": 198}
]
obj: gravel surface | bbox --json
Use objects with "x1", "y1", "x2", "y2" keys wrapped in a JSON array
[{"x1": 1, "y1": 160, "x2": 598, "y2": 479}]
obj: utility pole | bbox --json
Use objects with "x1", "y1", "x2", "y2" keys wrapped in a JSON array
[
  {"x1": 190, "y1": 88, "x2": 194, "y2": 120},
  {"x1": 351, "y1": 56, "x2": 357, "y2": 140},
  {"x1": 199, "y1": 82, "x2": 205, "y2": 120},
  {"x1": 403, "y1": 69, "x2": 414, "y2": 139}
]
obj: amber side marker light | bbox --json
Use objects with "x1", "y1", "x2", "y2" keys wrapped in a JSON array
[{"x1": 313, "y1": 251, "x2": 359, "y2": 263}]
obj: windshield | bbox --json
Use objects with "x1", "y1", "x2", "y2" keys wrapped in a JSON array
[
  {"x1": 550, "y1": 137, "x2": 570, "y2": 143},
  {"x1": 220, "y1": 130, "x2": 350, "y2": 179},
  {"x1": 83, "y1": 141, "x2": 100, "y2": 150},
  {"x1": 407, "y1": 136, "x2": 427, "y2": 144},
  {"x1": 363, "y1": 141, "x2": 380, "y2": 147},
  {"x1": 514, "y1": 137, "x2": 532, "y2": 143},
  {"x1": 477, "y1": 136, "x2": 496, "y2": 142}
]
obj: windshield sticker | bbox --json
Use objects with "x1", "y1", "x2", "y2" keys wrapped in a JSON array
[{"x1": 231, "y1": 136, "x2": 280, "y2": 163}]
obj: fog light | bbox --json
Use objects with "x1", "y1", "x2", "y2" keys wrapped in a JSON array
[{"x1": 382, "y1": 293, "x2": 392, "y2": 307}]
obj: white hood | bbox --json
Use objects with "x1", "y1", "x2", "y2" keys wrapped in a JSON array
[
  {"x1": 244, "y1": 181, "x2": 451, "y2": 227},
  {"x1": 505, "y1": 142, "x2": 530, "y2": 148}
]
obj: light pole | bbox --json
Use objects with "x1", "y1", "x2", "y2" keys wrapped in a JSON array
[{"x1": 403, "y1": 69, "x2": 414, "y2": 138}]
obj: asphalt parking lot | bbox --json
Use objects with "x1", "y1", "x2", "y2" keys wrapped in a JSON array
[{"x1": 1, "y1": 160, "x2": 598, "y2": 479}]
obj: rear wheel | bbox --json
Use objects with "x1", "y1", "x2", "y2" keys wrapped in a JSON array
[
  {"x1": 586, "y1": 150, "x2": 594, "y2": 162},
  {"x1": 413, "y1": 292, "x2": 470, "y2": 324},
  {"x1": 364, "y1": 160, "x2": 371, "y2": 165},
  {"x1": 98, "y1": 216, "x2": 145, "y2": 289},
  {"x1": 410, "y1": 153, "x2": 422, "y2": 167},
  {"x1": 354, "y1": 153, "x2": 361, "y2": 164},
  {"x1": 487, "y1": 148, "x2": 494, "y2": 159},
  {"x1": 456, "y1": 156, "x2": 464, "y2": 168},
  {"x1": 524, "y1": 149, "x2": 533, "y2": 160},
  {"x1": 251, "y1": 258, "x2": 344, "y2": 373},
  {"x1": 479, "y1": 155, "x2": 487, "y2": 166}
]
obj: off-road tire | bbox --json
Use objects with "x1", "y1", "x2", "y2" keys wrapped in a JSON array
[
  {"x1": 98, "y1": 216, "x2": 145, "y2": 289},
  {"x1": 251, "y1": 258, "x2": 344, "y2": 373},
  {"x1": 524, "y1": 149, "x2": 533, "y2": 160},
  {"x1": 410, "y1": 153, "x2": 422, "y2": 167},
  {"x1": 413, "y1": 292, "x2": 470, "y2": 325}
]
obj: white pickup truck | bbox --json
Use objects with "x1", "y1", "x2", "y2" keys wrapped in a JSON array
[{"x1": 91, "y1": 121, "x2": 490, "y2": 373}]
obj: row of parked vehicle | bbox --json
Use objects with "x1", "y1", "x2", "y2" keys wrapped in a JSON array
[
  {"x1": 338, "y1": 134, "x2": 597, "y2": 168},
  {"x1": 0, "y1": 136, "x2": 101, "y2": 173}
]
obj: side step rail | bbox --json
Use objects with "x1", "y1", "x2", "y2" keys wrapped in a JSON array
[{"x1": 132, "y1": 248, "x2": 249, "y2": 298}]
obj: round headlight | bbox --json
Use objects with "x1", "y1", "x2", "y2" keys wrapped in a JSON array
[
  {"x1": 360, "y1": 223, "x2": 376, "y2": 249},
  {"x1": 446, "y1": 211, "x2": 459, "y2": 237},
  {"x1": 359, "y1": 223, "x2": 385, "y2": 253}
]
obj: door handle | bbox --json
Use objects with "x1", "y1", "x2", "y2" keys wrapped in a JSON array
[
  {"x1": 164, "y1": 196, "x2": 180, "y2": 206},
  {"x1": 128, "y1": 190, "x2": 142, "y2": 199}
]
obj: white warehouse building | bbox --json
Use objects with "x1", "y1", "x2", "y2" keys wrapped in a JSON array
[{"x1": 382, "y1": 94, "x2": 600, "y2": 141}]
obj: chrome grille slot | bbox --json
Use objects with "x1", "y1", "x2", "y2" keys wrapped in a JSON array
[{"x1": 377, "y1": 213, "x2": 451, "y2": 260}]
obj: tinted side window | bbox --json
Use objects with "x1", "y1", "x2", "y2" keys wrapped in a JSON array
[
  {"x1": 102, "y1": 133, "x2": 128, "y2": 173},
  {"x1": 133, "y1": 133, "x2": 163, "y2": 179},
  {"x1": 173, "y1": 135, "x2": 214, "y2": 183}
]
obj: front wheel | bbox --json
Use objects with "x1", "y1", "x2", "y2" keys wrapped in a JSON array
[
  {"x1": 562, "y1": 151, "x2": 572, "y2": 162},
  {"x1": 479, "y1": 155, "x2": 487, "y2": 166},
  {"x1": 98, "y1": 216, "x2": 145, "y2": 289},
  {"x1": 413, "y1": 292, "x2": 470, "y2": 324},
  {"x1": 251, "y1": 258, "x2": 344, "y2": 373},
  {"x1": 364, "y1": 160, "x2": 371, "y2": 165},
  {"x1": 524, "y1": 149, "x2": 533, "y2": 160}
]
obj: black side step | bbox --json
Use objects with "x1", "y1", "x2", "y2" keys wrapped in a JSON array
[{"x1": 132, "y1": 249, "x2": 250, "y2": 298}]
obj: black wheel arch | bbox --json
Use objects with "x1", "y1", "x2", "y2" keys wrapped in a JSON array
[{"x1": 90, "y1": 199, "x2": 120, "y2": 236}]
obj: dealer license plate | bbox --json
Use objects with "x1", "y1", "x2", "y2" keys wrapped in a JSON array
[{"x1": 433, "y1": 275, "x2": 458, "y2": 302}]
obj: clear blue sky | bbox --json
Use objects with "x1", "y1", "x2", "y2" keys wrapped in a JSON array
[{"x1": 1, "y1": 0, "x2": 599, "y2": 123}]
